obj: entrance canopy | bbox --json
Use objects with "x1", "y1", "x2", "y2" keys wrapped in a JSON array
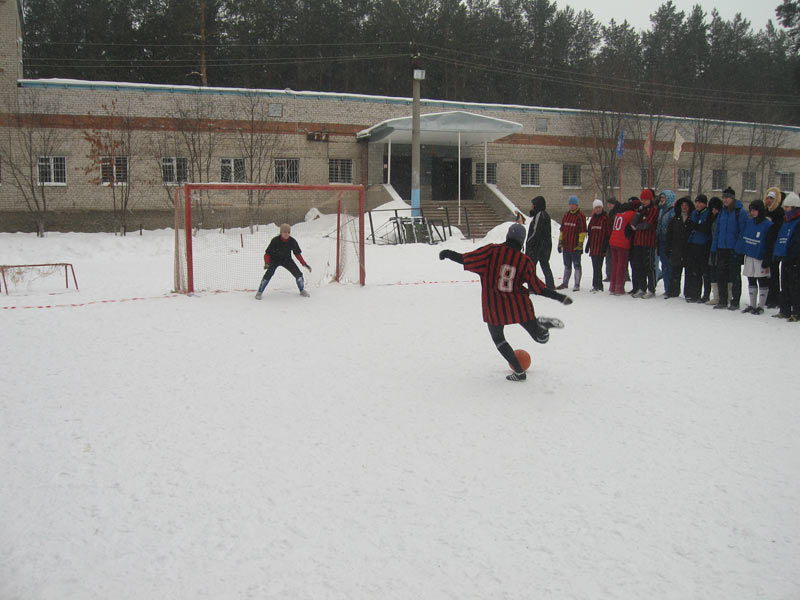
[{"x1": 356, "y1": 110, "x2": 523, "y2": 146}]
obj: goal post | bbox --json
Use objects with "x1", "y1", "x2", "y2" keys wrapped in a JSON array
[{"x1": 174, "y1": 183, "x2": 365, "y2": 294}]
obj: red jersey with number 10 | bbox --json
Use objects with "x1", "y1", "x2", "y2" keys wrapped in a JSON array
[{"x1": 462, "y1": 243, "x2": 546, "y2": 325}]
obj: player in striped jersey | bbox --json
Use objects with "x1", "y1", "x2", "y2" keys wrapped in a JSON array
[{"x1": 439, "y1": 224, "x2": 573, "y2": 382}]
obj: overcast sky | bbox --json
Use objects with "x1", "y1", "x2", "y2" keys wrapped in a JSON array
[{"x1": 562, "y1": 0, "x2": 780, "y2": 32}]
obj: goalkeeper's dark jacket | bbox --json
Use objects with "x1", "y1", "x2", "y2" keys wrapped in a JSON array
[{"x1": 265, "y1": 235, "x2": 304, "y2": 265}]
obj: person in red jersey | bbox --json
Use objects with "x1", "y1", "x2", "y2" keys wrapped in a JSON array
[
  {"x1": 557, "y1": 195, "x2": 587, "y2": 291},
  {"x1": 630, "y1": 189, "x2": 660, "y2": 298},
  {"x1": 439, "y1": 224, "x2": 572, "y2": 382},
  {"x1": 608, "y1": 200, "x2": 637, "y2": 295},
  {"x1": 586, "y1": 199, "x2": 611, "y2": 292}
]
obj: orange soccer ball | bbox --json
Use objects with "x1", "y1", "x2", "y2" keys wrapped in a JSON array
[{"x1": 510, "y1": 349, "x2": 531, "y2": 372}]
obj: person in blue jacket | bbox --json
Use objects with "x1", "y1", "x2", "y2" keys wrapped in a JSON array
[
  {"x1": 711, "y1": 187, "x2": 748, "y2": 310},
  {"x1": 684, "y1": 194, "x2": 712, "y2": 302},
  {"x1": 656, "y1": 190, "x2": 676, "y2": 296},
  {"x1": 735, "y1": 200, "x2": 772, "y2": 314},
  {"x1": 772, "y1": 192, "x2": 800, "y2": 321}
]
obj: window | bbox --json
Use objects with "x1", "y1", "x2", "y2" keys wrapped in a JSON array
[
  {"x1": 641, "y1": 167, "x2": 659, "y2": 189},
  {"x1": 601, "y1": 166, "x2": 619, "y2": 189},
  {"x1": 520, "y1": 163, "x2": 540, "y2": 187},
  {"x1": 274, "y1": 158, "x2": 299, "y2": 184},
  {"x1": 269, "y1": 103, "x2": 283, "y2": 118},
  {"x1": 742, "y1": 171, "x2": 757, "y2": 193},
  {"x1": 535, "y1": 118, "x2": 548, "y2": 133},
  {"x1": 38, "y1": 156, "x2": 67, "y2": 185},
  {"x1": 476, "y1": 162, "x2": 497, "y2": 184},
  {"x1": 779, "y1": 171, "x2": 795, "y2": 191},
  {"x1": 562, "y1": 164, "x2": 581, "y2": 188},
  {"x1": 221, "y1": 158, "x2": 246, "y2": 183},
  {"x1": 712, "y1": 169, "x2": 727, "y2": 191},
  {"x1": 677, "y1": 168, "x2": 691, "y2": 191},
  {"x1": 101, "y1": 156, "x2": 128, "y2": 185},
  {"x1": 161, "y1": 157, "x2": 188, "y2": 184},
  {"x1": 328, "y1": 158, "x2": 353, "y2": 184}
]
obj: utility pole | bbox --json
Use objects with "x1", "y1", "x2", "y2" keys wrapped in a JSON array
[
  {"x1": 411, "y1": 47, "x2": 424, "y2": 217},
  {"x1": 199, "y1": 0, "x2": 209, "y2": 86}
]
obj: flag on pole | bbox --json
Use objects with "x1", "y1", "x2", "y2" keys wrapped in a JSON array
[
  {"x1": 616, "y1": 129, "x2": 625, "y2": 158},
  {"x1": 673, "y1": 129, "x2": 685, "y2": 161},
  {"x1": 644, "y1": 128, "x2": 653, "y2": 159}
]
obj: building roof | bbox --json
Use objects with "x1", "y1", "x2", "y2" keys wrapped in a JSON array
[{"x1": 355, "y1": 110, "x2": 523, "y2": 145}]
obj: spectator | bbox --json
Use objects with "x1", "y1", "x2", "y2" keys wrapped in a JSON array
[
  {"x1": 665, "y1": 196, "x2": 693, "y2": 298},
  {"x1": 630, "y1": 189, "x2": 660, "y2": 298},
  {"x1": 556, "y1": 195, "x2": 587, "y2": 291},
  {"x1": 772, "y1": 191, "x2": 800, "y2": 321},
  {"x1": 586, "y1": 199, "x2": 611, "y2": 292},
  {"x1": 764, "y1": 187, "x2": 784, "y2": 309},
  {"x1": 608, "y1": 201, "x2": 636, "y2": 295},
  {"x1": 524, "y1": 195, "x2": 555, "y2": 289},
  {"x1": 657, "y1": 190, "x2": 676, "y2": 297},
  {"x1": 705, "y1": 196, "x2": 723, "y2": 304},
  {"x1": 711, "y1": 187, "x2": 748, "y2": 310},
  {"x1": 735, "y1": 200, "x2": 772, "y2": 314}
]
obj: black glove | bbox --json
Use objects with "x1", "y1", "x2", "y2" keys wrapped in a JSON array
[
  {"x1": 709, "y1": 252, "x2": 717, "y2": 267},
  {"x1": 303, "y1": 263, "x2": 312, "y2": 272},
  {"x1": 584, "y1": 243, "x2": 590, "y2": 254},
  {"x1": 439, "y1": 249, "x2": 464, "y2": 264},
  {"x1": 561, "y1": 295, "x2": 573, "y2": 305},
  {"x1": 762, "y1": 258, "x2": 771, "y2": 269},
  {"x1": 557, "y1": 245, "x2": 563, "y2": 254}
]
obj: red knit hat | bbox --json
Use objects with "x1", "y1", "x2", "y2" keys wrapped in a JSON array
[{"x1": 640, "y1": 189, "x2": 654, "y2": 202}]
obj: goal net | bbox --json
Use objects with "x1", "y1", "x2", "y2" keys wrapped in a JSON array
[{"x1": 173, "y1": 183, "x2": 365, "y2": 294}]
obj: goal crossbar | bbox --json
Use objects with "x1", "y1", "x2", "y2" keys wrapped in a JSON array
[{"x1": 175, "y1": 183, "x2": 366, "y2": 293}]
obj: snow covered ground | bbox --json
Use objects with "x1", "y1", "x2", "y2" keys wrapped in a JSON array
[{"x1": 2, "y1": 205, "x2": 799, "y2": 599}]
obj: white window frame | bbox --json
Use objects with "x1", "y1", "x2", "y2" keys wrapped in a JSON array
[
  {"x1": 779, "y1": 172, "x2": 795, "y2": 192},
  {"x1": 161, "y1": 157, "x2": 188, "y2": 185},
  {"x1": 712, "y1": 169, "x2": 727, "y2": 191},
  {"x1": 562, "y1": 164, "x2": 581, "y2": 188},
  {"x1": 677, "y1": 168, "x2": 691, "y2": 191},
  {"x1": 274, "y1": 158, "x2": 299, "y2": 184},
  {"x1": 328, "y1": 158, "x2": 353, "y2": 184},
  {"x1": 475, "y1": 162, "x2": 497, "y2": 185},
  {"x1": 221, "y1": 158, "x2": 246, "y2": 183},
  {"x1": 520, "y1": 163, "x2": 540, "y2": 187},
  {"x1": 38, "y1": 156, "x2": 67, "y2": 186},
  {"x1": 535, "y1": 118, "x2": 548, "y2": 133},
  {"x1": 101, "y1": 156, "x2": 129, "y2": 185},
  {"x1": 742, "y1": 171, "x2": 757, "y2": 193}
]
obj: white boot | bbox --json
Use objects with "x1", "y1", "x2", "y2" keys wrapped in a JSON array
[{"x1": 705, "y1": 283, "x2": 719, "y2": 305}]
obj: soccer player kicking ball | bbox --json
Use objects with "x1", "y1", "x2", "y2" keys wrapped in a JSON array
[
  {"x1": 255, "y1": 223, "x2": 312, "y2": 299},
  {"x1": 439, "y1": 223, "x2": 572, "y2": 381}
]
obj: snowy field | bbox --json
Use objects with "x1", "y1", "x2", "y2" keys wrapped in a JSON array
[{"x1": 2, "y1": 204, "x2": 799, "y2": 600}]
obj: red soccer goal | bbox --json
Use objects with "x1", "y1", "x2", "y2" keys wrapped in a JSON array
[{"x1": 173, "y1": 183, "x2": 365, "y2": 294}]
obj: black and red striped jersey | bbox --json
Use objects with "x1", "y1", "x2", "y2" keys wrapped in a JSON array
[
  {"x1": 462, "y1": 242, "x2": 546, "y2": 325},
  {"x1": 587, "y1": 212, "x2": 611, "y2": 256},
  {"x1": 632, "y1": 204, "x2": 659, "y2": 248}
]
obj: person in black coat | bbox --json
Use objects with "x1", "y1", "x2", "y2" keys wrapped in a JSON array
[
  {"x1": 665, "y1": 196, "x2": 694, "y2": 298},
  {"x1": 524, "y1": 196, "x2": 555, "y2": 289}
]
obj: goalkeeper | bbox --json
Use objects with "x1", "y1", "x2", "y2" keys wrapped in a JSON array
[{"x1": 255, "y1": 223, "x2": 312, "y2": 299}]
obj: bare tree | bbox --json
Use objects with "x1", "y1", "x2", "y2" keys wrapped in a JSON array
[
  {"x1": 82, "y1": 99, "x2": 138, "y2": 235},
  {"x1": 572, "y1": 109, "x2": 625, "y2": 201},
  {"x1": 686, "y1": 118, "x2": 716, "y2": 196},
  {"x1": 0, "y1": 91, "x2": 65, "y2": 236},
  {"x1": 628, "y1": 113, "x2": 669, "y2": 192},
  {"x1": 234, "y1": 92, "x2": 288, "y2": 231}
]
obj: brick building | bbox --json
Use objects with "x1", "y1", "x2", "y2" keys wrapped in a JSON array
[{"x1": 1, "y1": 0, "x2": 799, "y2": 234}]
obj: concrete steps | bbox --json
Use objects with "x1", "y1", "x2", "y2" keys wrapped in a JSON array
[{"x1": 419, "y1": 199, "x2": 507, "y2": 239}]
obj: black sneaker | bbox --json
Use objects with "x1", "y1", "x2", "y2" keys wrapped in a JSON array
[
  {"x1": 789, "y1": 315, "x2": 800, "y2": 323},
  {"x1": 727, "y1": 304, "x2": 739, "y2": 311},
  {"x1": 713, "y1": 303, "x2": 728, "y2": 310},
  {"x1": 741, "y1": 306, "x2": 755, "y2": 314},
  {"x1": 506, "y1": 372, "x2": 527, "y2": 382},
  {"x1": 752, "y1": 307, "x2": 764, "y2": 315}
]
